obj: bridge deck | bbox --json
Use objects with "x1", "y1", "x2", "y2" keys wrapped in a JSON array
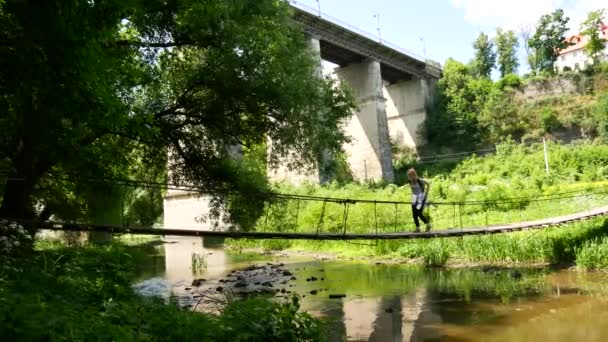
[{"x1": 25, "y1": 205, "x2": 608, "y2": 240}]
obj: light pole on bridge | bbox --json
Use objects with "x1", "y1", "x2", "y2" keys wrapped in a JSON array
[
  {"x1": 373, "y1": 13, "x2": 382, "y2": 43},
  {"x1": 419, "y1": 37, "x2": 426, "y2": 58}
]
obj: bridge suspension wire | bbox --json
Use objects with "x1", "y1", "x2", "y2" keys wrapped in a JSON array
[
  {"x1": 13, "y1": 204, "x2": 608, "y2": 240},
  {"x1": 4, "y1": 172, "x2": 608, "y2": 208}
]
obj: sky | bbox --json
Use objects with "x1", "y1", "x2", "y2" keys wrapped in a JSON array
[{"x1": 292, "y1": 0, "x2": 607, "y2": 75}]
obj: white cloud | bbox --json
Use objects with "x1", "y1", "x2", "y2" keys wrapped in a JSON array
[{"x1": 450, "y1": 0, "x2": 607, "y2": 33}]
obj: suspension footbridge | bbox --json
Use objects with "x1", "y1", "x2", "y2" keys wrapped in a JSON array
[
  {"x1": 11, "y1": 179, "x2": 608, "y2": 240},
  {"x1": 19, "y1": 204, "x2": 608, "y2": 240}
]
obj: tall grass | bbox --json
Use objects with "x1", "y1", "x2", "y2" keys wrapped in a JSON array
[{"x1": 576, "y1": 237, "x2": 608, "y2": 270}]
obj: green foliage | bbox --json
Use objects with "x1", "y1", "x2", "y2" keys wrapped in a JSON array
[
  {"x1": 0, "y1": 242, "x2": 325, "y2": 341},
  {"x1": 421, "y1": 240, "x2": 451, "y2": 267},
  {"x1": 580, "y1": 9, "x2": 606, "y2": 66},
  {"x1": 540, "y1": 107, "x2": 562, "y2": 133},
  {"x1": 0, "y1": 0, "x2": 355, "y2": 223},
  {"x1": 529, "y1": 9, "x2": 571, "y2": 73},
  {"x1": 594, "y1": 93, "x2": 608, "y2": 139},
  {"x1": 494, "y1": 28, "x2": 519, "y2": 77},
  {"x1": 399, "y1": 218, "x2": 608, "y2": 265},
  {"x1": 480, "y1": 87, "x2": 527, "y2": 142},
  {"x1": 576, "y1": 236, "x2": 608, "y2": 270},
  {"x1": 472, "y1": 32, "x2": 496, "y2": 78},
  {"x1": 496, "y1": 73, "x2": 522, "y2": 90},
  {"x1": 425, "y1": 59, "x2": 492, "y2": 148},
  {"x1": 430, "y1": 59, "x2": 606, "y2": 146}
]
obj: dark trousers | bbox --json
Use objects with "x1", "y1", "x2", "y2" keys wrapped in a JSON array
[{"x1": 412, "y1": 205, "x2": 429, "y2": 228}]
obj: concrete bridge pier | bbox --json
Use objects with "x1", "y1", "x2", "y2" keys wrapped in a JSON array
[
  {"x1": 336, "y1": 59, "x2": 394, "y2": 183},
  {"x1": 385, "y1": 78, "x2": 433, "y2": 149}
]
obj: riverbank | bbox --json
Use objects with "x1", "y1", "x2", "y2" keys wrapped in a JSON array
[{"x1": 0, "y1": 224, "x2": 325, "y2": 341}]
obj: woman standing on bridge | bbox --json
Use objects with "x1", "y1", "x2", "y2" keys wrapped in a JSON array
[{"x1": 408, "y1": 168, "x2": 431, "y2": 232}]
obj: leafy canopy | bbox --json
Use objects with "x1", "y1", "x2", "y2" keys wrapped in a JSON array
[
  {"x1": 494, "y1": 28, "x2": 519, "y2": 78},
  {"x1": 529, "y1": 9, "x2": 571, "y2": 74},
  {"x1": 424, "y1": 59, "x2": 492, "y2": 148},
  {"x1": 0, "y1": 0, "x2": 355, "y2": 223},
  {"x1": 580, "y1": 9, "x2": 606, "y2": 66},
  {"x1": 472, "y1": 32, "x2": 496, "y2": 78}
]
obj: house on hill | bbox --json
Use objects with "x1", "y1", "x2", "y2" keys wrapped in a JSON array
[{"x1": 555, "y1": 22, "x2": 608, "y2": 72}]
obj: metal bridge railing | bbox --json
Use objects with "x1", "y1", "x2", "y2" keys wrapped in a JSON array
[{"x1": 289, "y1": 0, "x2": 442, "y2": 74}]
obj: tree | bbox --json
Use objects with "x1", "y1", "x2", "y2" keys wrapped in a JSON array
[
  {"x1": 580, "y1": 9, "x2": 606, "y2": 66},
  {"x1": 0, "y1": 0, "x2": 355, "y2": 225},
  {"x1": 472, "y1": 32, "x2": 496, "y2": 78},
  {"x1": 520, "y1": 25, "x2": 539, "y2": 75},
  {"x1": 494, "y1": 28, "x2": 519, "y2": 77},
  {"x1": 529, "y1": 9, "x2": 571, "y2": 74},
  {"x1": 425, "y1": 59, "x2": 492, "y2": 148}
]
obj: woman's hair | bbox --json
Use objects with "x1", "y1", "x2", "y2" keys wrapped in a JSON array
[{"x1": 407, "y1": 168, "x2": 418, "y2": 178}]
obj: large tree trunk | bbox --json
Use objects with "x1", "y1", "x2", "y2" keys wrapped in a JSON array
[
  {"x1": 0, "y1": 178, "x2": 28, "y2": 219},
  {"x1": 0, "y1": 142, "x2": 48, "y2": 221},
  {"x1": 0, "y1": 173, "x2": 35, "y2": 219}
]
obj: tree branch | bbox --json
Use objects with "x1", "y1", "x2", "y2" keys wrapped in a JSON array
[{"x1": 115, "y1": 40, "x2": 191, "y2": 48}]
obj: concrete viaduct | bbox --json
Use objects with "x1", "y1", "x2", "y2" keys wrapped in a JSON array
[
  {"x1": 270, "y1": 3, "x2": 442, "y2": 184},
  {"x1": 163, "y1": 4, "x2": 442, "y2": 230}
]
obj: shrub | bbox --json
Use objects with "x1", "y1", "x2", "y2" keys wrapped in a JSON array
[
  {"x1": 540, "y1": 107, "x2": 561, "y2": 132},
  {"x1": 422, "y1": 241, "x2": 450, "y2": 267},
  {"x1": 496, "y1": 73, "x2": 522, "y2": 90},
  {"x1": 593, "y1": 93, "x2": 608, "y2": 139}
]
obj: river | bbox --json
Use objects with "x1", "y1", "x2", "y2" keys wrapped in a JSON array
[{"x1": 132, "y1": 236, "x2": 608, "y2": 341}]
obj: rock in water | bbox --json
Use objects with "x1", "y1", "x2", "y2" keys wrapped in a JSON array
[{"x1": 191, "y1": 278, "x2": 206, "y2": 287}]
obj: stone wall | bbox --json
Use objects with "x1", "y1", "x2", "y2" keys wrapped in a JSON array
[{"x1": 516, "y1": 76, "x2": 585, "y2": 100}]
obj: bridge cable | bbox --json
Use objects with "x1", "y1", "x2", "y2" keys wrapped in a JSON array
[
  {"x1": 315, "y1": 201, "x2": 327, "y2": 236},
  {"x1": 294, "y1": 199, "x2": 300, "y2": 232}
]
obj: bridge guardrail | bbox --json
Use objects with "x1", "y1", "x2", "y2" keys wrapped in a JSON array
[{"x1": 289, "y1": 0, "x2": 442, "y2": 75}]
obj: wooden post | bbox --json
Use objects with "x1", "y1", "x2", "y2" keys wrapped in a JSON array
[{"x1": 543, "y1": 138, "x2": 550, "y2": 175}]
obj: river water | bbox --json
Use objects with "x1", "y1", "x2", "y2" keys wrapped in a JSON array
[{"x1": 133, "y1": 236, "x2": 608, "y2": 341}]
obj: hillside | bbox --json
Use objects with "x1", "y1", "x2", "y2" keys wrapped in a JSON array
[{"x1": 423, "y1": 61, "x2": 608, "y2": 151}]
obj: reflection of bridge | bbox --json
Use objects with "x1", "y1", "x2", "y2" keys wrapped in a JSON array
[{"x1": 26, "y1": 205, "x2": 608, "y2": 240}]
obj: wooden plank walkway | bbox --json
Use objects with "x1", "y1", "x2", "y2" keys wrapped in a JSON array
[{"x1": 22, "y1": 205, "x2": 608, "y2": 240}]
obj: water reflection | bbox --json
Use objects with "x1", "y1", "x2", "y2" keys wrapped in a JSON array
[
  {"x1": 163, "y1": 236, "x2": 228, "y2": 283},
  {"x1": 344, "y1": 297, "x2": 380, "y2": 341},
  {"x1": 134, "y1": 243, "x2": 608, "y2": 342}
]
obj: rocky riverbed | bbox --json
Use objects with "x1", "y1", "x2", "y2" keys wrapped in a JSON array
[{"x1": 134, "y1": 261, "x2": 337, "y2": 311}]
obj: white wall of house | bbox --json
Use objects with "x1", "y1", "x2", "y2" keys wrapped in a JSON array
[{"x1": 556, "y1": 46, "x2": 608, "y2": 72}]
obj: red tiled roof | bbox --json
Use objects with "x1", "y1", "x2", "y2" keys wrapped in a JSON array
[{"x1": 559, "y1": 22, "x2": 608, "y2": 55}]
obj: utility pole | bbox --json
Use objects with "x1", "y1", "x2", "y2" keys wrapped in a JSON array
[
  {"x1": 373, "y1": 13, "x2": 381, "y2": 43},
  {"x1": 543, "y1": 138, "x2": 550, "y2": 175},
  {"x1": 315, "y1": 0, "x2": 321, "y2": 16}
]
